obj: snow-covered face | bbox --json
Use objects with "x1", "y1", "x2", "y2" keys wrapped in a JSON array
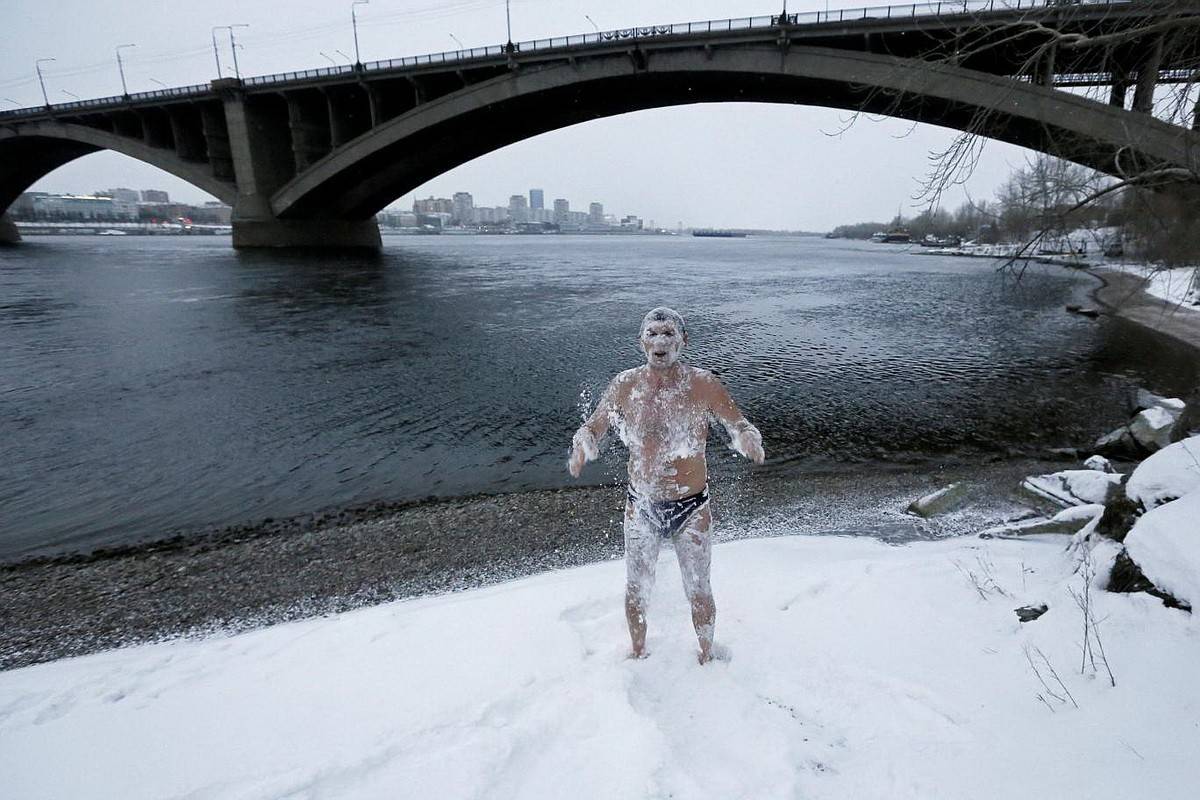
[{"x1": 640, "y1": 320, "x2": 685, "y2": 369}]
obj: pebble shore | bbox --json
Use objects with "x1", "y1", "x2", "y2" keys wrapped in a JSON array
[{"x1": 1, "y1": 458, "x2": 1076, "y2": 671}]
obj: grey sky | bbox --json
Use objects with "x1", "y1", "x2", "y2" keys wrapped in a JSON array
[{"x1": 3, "y1": 0, "x2": 1038, "y2": 229}]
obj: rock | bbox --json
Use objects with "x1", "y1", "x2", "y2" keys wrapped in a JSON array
[
  {"x1": 1014, "y1": 604, "x2": 1048, "y2": 622},
  {"x1": 1046, "y1": 447, "x2": 1079, "y2": 460},
  {"x1": 978, "y1": 504, "x2": 1104, "y2": 537},
  {"x1": 1083, "y1": 454, "x2": 1115, "y2": 473},
  {"x1": 1126, "y1": 435, "x2": 1200, "y2": 510},
  {"x1": 1107, "y1": 551, "x2": 1188, "y2": 609},
  {"x1": 907, "y1": 482, "x2": 970, "y2": 517},
  {"x1": 1064, "y1": 304, "x2": 1100, "y2": 318},
  {"x1": 1021, "y1": 470, "x2": 1124, "y2": 507},
  {"x1": 1129, "y1": 407, "x2": 1182, "y2": 453},
  {"x1": 1123, "y1": 489, "x2": 1200, "y2": 610},
  {"x1": 1095, "y1": 493, "x2": 1140, "y2": 543},
  {"x1": 1135, "y1": 388, "x2": 1186, "y2": 414},
  {"x1": 1093, "y1": 426, "x2": 1138, "y2": 458}
]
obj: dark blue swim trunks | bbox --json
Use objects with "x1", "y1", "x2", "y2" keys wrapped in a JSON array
[{"x1": 627, "y1": 486, "x2": 711, "y2": 540}]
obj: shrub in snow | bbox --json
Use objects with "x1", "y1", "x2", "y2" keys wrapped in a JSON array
[
  {"x1": 1126, "y1": 435, "x2": 1200, "y2": 510},
  {"x1": 1122, "y1": 490, "x2": 1200, "y2": 610}
]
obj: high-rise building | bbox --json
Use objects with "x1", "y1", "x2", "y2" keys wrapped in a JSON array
[
  {"x1": 553, "y1": 198, "x2": 569, "y2": 223},
  {"x1": 452, "y1": 192, "x2": 473, "y2": 224},
  {"x1": 413, "y1": 196, "x2": 453, "y2": 214},
  {"x1": 509, "y1": 194, "x2": 528, "y2": 222},
  {"x1": 529, "y1": 188, "x2": 544, "y2": 210},
  {"x1": 141, "y1": 189, "x2": 170, "y2": 203},
  {"x1": 588, "y1": 202, "x2": 604, "y2": 225},
  {"x1": 106, "y1": 188, "x2": 140, "y2": 203}
]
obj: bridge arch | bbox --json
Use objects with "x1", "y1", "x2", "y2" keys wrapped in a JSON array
[
  {"x1": 272, "y1": 45, "x2": 1200, "y2": 221},
  {"x1": 0, "y1": 122, "x2": 237, "y2": 213}
]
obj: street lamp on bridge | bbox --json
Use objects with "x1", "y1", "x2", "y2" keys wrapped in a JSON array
[
  {"x1": 505, "y1": 0, "x2": 514, "y2": 53},
  {"x1": 352, "y1": 0, "x2": 369, "y2": 69},
  {"x1": 449, "y1": 33, "x2": 464, "y2": 50},
  {"x1": 61, "y1": 90, "x2": 80, "y2": 100},
  {"x1": 212, "y1": 25, "x2": 249, "y2": 80},
  {"x1": 115, "y1": 44, "x2": 136, "y2": 97},
  {"x1": 584, "y1": 15, "x2": 601, "y2": 34},
  {"x1": 35, "y1": 58, "x2": 55, "y2": 108}
]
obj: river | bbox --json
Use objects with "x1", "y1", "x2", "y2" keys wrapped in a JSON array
[{"x1": 1, "y1": 234, "x2": 1195, "y2": 560}]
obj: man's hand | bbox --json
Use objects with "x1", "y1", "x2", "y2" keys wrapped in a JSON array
[
  {"x1": 568, "y1": 427, "x2": 599, "y2": 477},
  {"x1": 731, "y1": 422, "x2": 765, "y2": 465}
]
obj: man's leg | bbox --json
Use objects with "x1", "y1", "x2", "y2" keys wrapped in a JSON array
[
  {"x1": 624, "y1": 506, "x2": 660, "y2": 658},
  {"x1": 674, "y1": 506, "x2": 715, "y2": 664}
]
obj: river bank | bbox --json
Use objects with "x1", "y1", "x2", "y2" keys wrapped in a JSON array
[
  {"x1": 1089, "y1": 266, "x2": 1200, "y2": 350},
  {"x1": 1, "y1": 457, "x2": 1082, "y2": 671}
]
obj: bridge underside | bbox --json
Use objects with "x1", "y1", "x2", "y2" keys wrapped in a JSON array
[{"x1": 273, "y1": 46, "x2": 1200, "y2": 227}]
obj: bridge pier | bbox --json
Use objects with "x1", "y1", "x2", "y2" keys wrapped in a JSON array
[
  {"x1": 231, "y1": 217, "x2": 380, "y2": 249},
  {"x1": 218, "y1": 79, "x2": 381, "y2": 251},
  {"x1": 0, "y1": 212, "x2": 19, "y2": 245}
]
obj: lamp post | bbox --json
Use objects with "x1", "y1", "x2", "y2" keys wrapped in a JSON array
[
  {"x1": 150, "y1": 78, "x2": 167, "y2": 89},
  {"x1": 35, "y1": 58, "x2": 55, "y2": 107},
  {"x1": 320, "y1": 52, "x2": 338, "y2": 66},
  {"x1": 116, "y1": 43, "x2": 136, "y2": 96},
  {"x1": 335, "y1": 49, "x2": 353, "y2": 64},
  {"x1": 62, "y1": 90, "x2": 80, "y2": 100},
  {"x1": 505, "y1": 0, "x2": 513, "y2": 52},
  {"x1": 584, "y1": 15, "x2": 600, "y2": 34},
  {"x1": 227, "y1": 25, "x2": 248, "y2": 79},
  {"x1": 352, "y1": 0, "x2": 369, "y2": 68},
  {"x1": 449, "y1": 33, "x2": 464, "y2": 50},
  {"x1": 3, "y1": 97, "x2": 22, "y2": 107},
  {"x1": 211, "y1": 26, "x2": 226, "y2": 76}
]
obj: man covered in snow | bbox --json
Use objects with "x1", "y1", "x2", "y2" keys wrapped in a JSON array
[{"x1": 568, "y1": 307, "x2": 765, "y2": 663}]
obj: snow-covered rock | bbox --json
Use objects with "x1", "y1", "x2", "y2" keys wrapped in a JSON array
[
  {"x1": 1135, "y1": 389, "x2": 1186, "y2": 414},
  {"x1": 1083, "y1": 455, "x2": 1115, "y2": 473},
  {"x1": 1126, "y1": 435, "x2": 1200, "y2": 509},
  {"x1": 1129, "y1": 407, "x2": 1181, "y2": 452},
  {"x1": 978, "y1": 504, "x2": 1104, "y2": 538},
  {"x1": 1093, "y1": 426, "x2": 1137, "y2": 457},
  {"x1": 1022, "y1": 470, "x2": 1124, "y2": 507},
  {"x1": 1124, "y1": 490, "x2": 1200, "y2": 609},
  {"x1": 907, "y1": 482, "x2": 969, "y2": 517}
]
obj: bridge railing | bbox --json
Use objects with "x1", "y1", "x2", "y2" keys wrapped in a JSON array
[{"x1": 0, "y1": 0, "x2": 1140, "y2": 118}]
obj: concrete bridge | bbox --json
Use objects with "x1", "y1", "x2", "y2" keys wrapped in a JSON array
[{"x1": 2, "y1": 0, "x2": 1198, "y2": 249}]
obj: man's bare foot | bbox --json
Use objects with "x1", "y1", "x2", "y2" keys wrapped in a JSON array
[
  {"x1": 697, "y1": 644, "x2": 713, "y2": 665},
  {"x1": 628, "y1": 647, "x2": 649, "y2": 660}
]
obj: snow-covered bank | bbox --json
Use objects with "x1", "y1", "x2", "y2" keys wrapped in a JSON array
[{"x1": 2, "y1": 533, "x2": 1198, "y2": 800}]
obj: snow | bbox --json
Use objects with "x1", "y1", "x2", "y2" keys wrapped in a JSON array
[
  {"x1": 1146, "y1": 267, "x2": 1200, "y2": 309},
  {"x1": 1126, "y1": 435, "x2": 1200, "y2": 509},
  {"x1": 1125, "y1": 490, "x2": 1200, "y2": 609},
  {"x1": 1108, "y1": 264, "x2": 1200, "y2": 310},
  {"x1": 2, "y1": 533, "x2": 1199, "y2": 800}
]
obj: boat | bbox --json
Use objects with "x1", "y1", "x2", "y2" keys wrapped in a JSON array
[
  {"x1": 878, "y1": 226, "x2": 912, "y2": 242},
  {"x1": 99, "y1": 229, "x2": 128, "y2": 236}
]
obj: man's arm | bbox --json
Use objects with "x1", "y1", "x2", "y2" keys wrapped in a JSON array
[
  {"x1": 568, "y1": 377, "x2": 621, "y2": 477},
  {"x1": 699, "y1": 371, "x2": 765, "y2": 465}
]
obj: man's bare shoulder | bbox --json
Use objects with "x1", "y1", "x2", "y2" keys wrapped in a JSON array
[
  {"x1": 687, "y1": 367, "x2": 722, "y2": 391},
  {"x1": 607, "y1": 367, "x2": 644, "y2": 400}
]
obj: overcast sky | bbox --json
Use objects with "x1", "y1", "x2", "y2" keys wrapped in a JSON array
[{"x1": 3, "y1": 0, "x2": 1040, "y2": 229}]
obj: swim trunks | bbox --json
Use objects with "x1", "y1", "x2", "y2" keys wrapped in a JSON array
[{"x1": 626, "y1": 485, "x2": 710, "y2": 540}]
